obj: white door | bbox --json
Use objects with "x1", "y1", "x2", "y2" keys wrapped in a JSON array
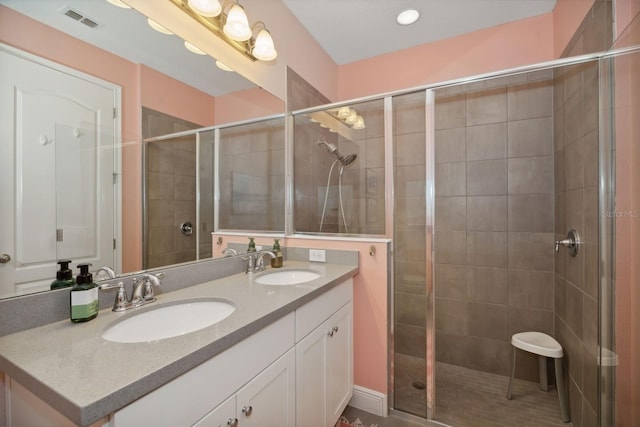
[{"x1": 0, "y1": 46, "x2": 120, "y2": 297}]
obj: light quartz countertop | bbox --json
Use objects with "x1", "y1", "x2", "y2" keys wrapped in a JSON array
[{"x1": 0, "y1": 261, "x2": 358, "y2": 426}]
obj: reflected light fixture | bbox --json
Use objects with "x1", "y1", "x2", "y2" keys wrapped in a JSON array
[
  {"x1": 148, "y1": 18, "x2": 173, "y2": 35},
  {"x1": 397, "y1": 9, "x2": 420, "y2": 25},
  {"x1": 216, "y1": 60, "x2": 234, "y2": 72},
  {"x1": 326, "y1": 106, "x2": 366, "y2": 130},
  {"x1": 184, "y1": 40, "x2": 207, "y2": 55},
  {"x1": 106, "y1": 0, "x2": 131, "y2": 9},
  {"x1": 170, "y1": 0, "x2": 277, "y2": 61},
  {"x1": 352, "y1": 116, "x2": 366, "y2": 130},
  {"x1": 188, "y1": 0, "x2": 221, "y2": 17}
]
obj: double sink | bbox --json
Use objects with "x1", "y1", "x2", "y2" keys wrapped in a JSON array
[{"x1": 102, "y1": 269, "x2": 321, "y2": 343}]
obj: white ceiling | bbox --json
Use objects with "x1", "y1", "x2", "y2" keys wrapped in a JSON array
[
  {"x1": 282, "y1": 0, "x2": 557, "y2": 65},
  {"x1": 1, "y1": 0, "x2": 557, "y2": 95}
]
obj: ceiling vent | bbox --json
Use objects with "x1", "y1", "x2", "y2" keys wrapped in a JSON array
[{"x1": 61, "y1": 6, "x2": 101, "y2": 29}]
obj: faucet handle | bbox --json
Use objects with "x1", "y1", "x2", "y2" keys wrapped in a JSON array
[
  {"x1": 142, "y1": 273, "x2": 162, "y2": 302},
  {"x1": 99, "y1": 281, "x2": 128, "y2": 312}
]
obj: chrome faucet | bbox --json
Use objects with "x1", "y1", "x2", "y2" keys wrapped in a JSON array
[
  {"x1": 222, "y1": 248, "x2": 239, "y2": 257},
  {"x1": 99, "y1": 272, "x2": 163, "y2": 312},
  {"x1": 242, "y1": 251, "x2": 276, "y2": 274},
  {"x1": 95, "y1": 266, "x2": 117, "y2": 280}
]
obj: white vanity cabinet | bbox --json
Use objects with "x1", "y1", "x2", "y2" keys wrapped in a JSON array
[
  {"x1": 193, "y1": 348, "x2": 295, "y2": 427},
  {"x1": 295, "y1": 279, "x2": 353, "y2": 427}
]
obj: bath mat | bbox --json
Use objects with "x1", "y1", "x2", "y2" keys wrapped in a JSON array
[{"x1": 334, "y1": 416, "x2": 379, "y2": 427}]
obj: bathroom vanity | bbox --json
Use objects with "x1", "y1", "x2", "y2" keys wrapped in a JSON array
[{"x1": 0, "y1": 260, "x2": 357, "y2": 427}]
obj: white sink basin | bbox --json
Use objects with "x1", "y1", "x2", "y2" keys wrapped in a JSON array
[
  {"x1": 254, "y1": 269, "x2": 320, "y2": 285},
  {"x1": 102, "y1": 300, "x2": 235, "y2": 343}
]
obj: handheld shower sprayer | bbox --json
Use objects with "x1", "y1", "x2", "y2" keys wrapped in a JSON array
[{"x1": 317, "y1": 140, "x2": 357, "y2": 166}]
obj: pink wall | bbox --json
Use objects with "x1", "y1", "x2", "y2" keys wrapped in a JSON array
[
  {"x1": 214, "y1": 87, "x2": 284, "y2": 125},
  {"x1": 140, "y1": 65, "x2": 215, "y2": 126},
  {"x1": 552, "y1": 0, "x2": 596, "y2": 56},
  {"x1": 212, "y1": 234, "x2": 389, "y2": 395},
  {"x1": 616, "y1": 0, "x2": 640, "y2": 38},
  {"x1": 337, "y1": 13, "x2": 554, "y2": 100}
]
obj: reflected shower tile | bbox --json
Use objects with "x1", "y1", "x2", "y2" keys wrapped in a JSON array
[
  {"x1": 565, "y1": 138, "x2": 585, "y2": 191},
  {"x1": 435, "y1": 197, "x2": 466, "y2": 231},
  {"x1": 466, "y1": 122, "x2": 507, "y2": 161},
  {"x1": 467, "y1": 196, "x2": 507, "y2": 231},
  {"x1": 148, "y1": 172, "x2": 175, "y2": 200},
  {"x1": 507, "y1": 80, "x2": 552, "y2": 120},
  {"x1": 507, "y1": 156, "x2": 553, "y2": 194},
  {"x1": 507, "y1": 117, "x2": 553, "y2": 158},
  {"x1": 435, "y1": 297, "x2": 468, "y2": 335},
  {"x1": 434, "y1": 230, "x2": 466, "y2": 265},
  {"x1": 396, "y1": 291, "x2": 427, "y2": 327},
  {"x1": 396, "y1": 132, "x2": 426, "y2": 166},
  {"x1": 174, "y1": 174, "x2": 196, "y2": 201},
  {"x1": 396, "y1": 164, "x2": 426, "y2": 197},
  {"x1": 435, "y1": 128, "x2": 466, "y2": 163},
  {"x1": 435, "y1": 93, "x2": 466, "y2": 130},
  {"x1": 466, "y1": 87, "x2": 507, "y2": 126},
  {"x1": 467, "y1": 159, "x2": 507, "y2": 196},
  {"x1": 148, "y1": 199, "x2": 174, "y2": 227},
  {"x1": 435, "y1": 332, "x2": 467, "y2": 366},
  {"x1": 466, "y1": 267, "x2": 508, "y2": 304},
  {"x1": 583, "y1": 129, "x2": 599, "y2": 187},
  {"x1": 435, "y1": 264, "x2": 467, "y2": 300},
  {"x1": 435, "y1": 162, "x2": 465, "y2": 196}
]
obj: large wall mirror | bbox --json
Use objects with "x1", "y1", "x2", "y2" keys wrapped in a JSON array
[{"x1": 0, "y1": 0, "x2": 285, "y2": 298}]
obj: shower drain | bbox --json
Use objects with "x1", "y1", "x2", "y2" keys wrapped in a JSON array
[{"x1": 412, "y1": 381, "x2": 426, "y2": 390}]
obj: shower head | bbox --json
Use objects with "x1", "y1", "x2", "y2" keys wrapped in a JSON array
[
  {"x1": 317, "y1": 140, "x2": 338, "y2": 154},
  {"x1": 338, "y1": 153, "x2": 357, "y2": 166}
]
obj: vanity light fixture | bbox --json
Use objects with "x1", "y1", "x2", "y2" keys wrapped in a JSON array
[
  {"x1": 352, "y1": 116, "x2": 366, "y2": 130},
  {"x1": 184, "y1": 40, "x2": 207, "y2": 55},
  {"x1": 397, "y1": 9, "x2": 420, "y2": 25},
  {"x1": 170, "y1": 0, "x2": 277, "y2": 61},
  {"x1": 148, "y1": 18, "x2": 174, "y2": 35},
  {"x1": 216, "y1": 60, "x2": 234, "y2": 71}
]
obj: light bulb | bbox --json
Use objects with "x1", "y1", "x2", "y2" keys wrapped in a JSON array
[
  {"x1": 188, "y1": 0, "x2": 221, "y2": 17},
  {"x1": 223, "y1": 4, "x2": 251, "y2": 41},
  {"x1": 337, "y1": 107, "x2": 351, "y2": 119},
  {"x1": 252, "y1": 28, "x2": 277, "y2": 61},
  {"x1": 345, "y1": 110, "x2": 358, "y2": 125},
  {"x1": 397, "y1": 9, "x2": 420, "y2": 25},
  {"x1": 353, "y1": 116, "x2": 366, "y2": 130}
]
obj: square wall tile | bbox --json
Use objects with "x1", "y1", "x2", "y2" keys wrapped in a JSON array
[
  {"x1": 435, "y1": 94, "x2": 466, "y2": 130},
  {"x1": 435, "y1": 128, "x2": 466, "y2": 163},
  {"x1": 467, "y1": 302, "x2": 508, "y2": 341},
  {"x1": 507, "y1": 156, "x2": 554, "y2": 194},
  {"x1": 396, "y1": 291, "x2": 427, "y2": 327},
  {"x1": 466, "y1": 87, "x2": 507, "y2": 126},
  {"x1": 507, "y1": 80, "x2": 553, "y2": 120},
  {"x1": 435, "y1": 297, "x2": 468, "y2": 335},
  {"x1": 507, "y1": 307, "x2": 553, "y2": 337},
  {"x1": 464, "y1": 336, "x2": 512, "y2": 376},
  {"x1": 467, "y1": 231, "x2": 508, "y2": 268},
  {"x1": 507, "y1": 232, "x2": 554, "y2": 271},
  {"x1": 467, "y1": 196, "x2": 507, "y2": 231},
  {"x1": 435, "y1": 230, "x2": 467, "y2": 265},
  {"x1": 467, "y1": 267, "x2": 508, "y2": 304},
  {"x1": 435, "y1": 332, "x2": 467, "y2": 366},
  {"x1": 466, "y1": 122, "x2": 507, "y2": 161},
  {"x1": 435, "y1": 264, "x2": 467, "y2": 300},
  {"x1": 435, "y1": 197, "x2": 467, "y2": 231},
  {"x1": 508, "y1": 194, "x2": 554, "y2": 232},
  {"x1": 507, "y1": 117, "x2": 553, "y2": 158},
  {"x1": 507, "y1": 270, "x2": 554, "y2": 310},
  {"x1": 435, "y1": 162, "x2": 466, "y2": 196},
  {"x1": 396, "y1": 132, "x2": 426, "y2": 166},
  {"x1": 467, "y1": 159, "x2": 508, "y2": 196}
]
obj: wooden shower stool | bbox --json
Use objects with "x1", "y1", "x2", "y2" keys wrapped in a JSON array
[{"x1": 506, "y1": 332, "x2": 571, "y2": 423}]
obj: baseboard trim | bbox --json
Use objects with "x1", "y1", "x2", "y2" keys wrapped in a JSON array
[{"x1": 348, "y1": 385, "x2": 388, "y2": 417}]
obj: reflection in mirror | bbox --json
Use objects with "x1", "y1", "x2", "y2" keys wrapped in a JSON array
[
  {"x1": 0, "y1": 1, "x2": 284, "y2": 299},
  {"x1": 293, "y1": 100, "x2": 386, "y2": 235}
]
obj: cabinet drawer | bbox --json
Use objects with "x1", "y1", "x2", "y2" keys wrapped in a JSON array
[{"x1": 295, "y1": 279, "x2": 353, "y2": 343}]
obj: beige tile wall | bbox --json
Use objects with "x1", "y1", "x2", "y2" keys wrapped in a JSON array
[{"x1": 433, "y1": 72, "x2": 555, "y2": 381}]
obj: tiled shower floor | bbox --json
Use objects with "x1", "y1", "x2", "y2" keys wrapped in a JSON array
[{"x1": 392, "y1": 358, "x2": 574, "y2": 426}]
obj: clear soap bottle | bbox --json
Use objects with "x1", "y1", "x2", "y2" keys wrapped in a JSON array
[
  {"x1": 51, "y1": 260, "x2": 75, "y2": 290},
  {"x1": 247, "y1": 237, "x2": 257, "y2": 253},
  {"x1": 271, "y1": 239, "x2": 283, "y2": 268},
  {"x1": 70, "y1": 264, "x2": 99, "y2": 323}
]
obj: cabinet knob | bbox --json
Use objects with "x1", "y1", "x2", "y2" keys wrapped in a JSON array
[
  {"x1": 226, "y1": 418, "x2": 238, "y2": 426},
  {"x1": 332, "y1": 326, "x2": 339, "y2": 333},
  {"x1": 327, "y1": 330, "x2": 334, "y2": 337},
  {"x1": 242, "y1": 405, "x2": 253, "y2": 416}
]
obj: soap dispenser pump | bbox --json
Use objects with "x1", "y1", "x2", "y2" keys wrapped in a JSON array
[
  {"x1": 70, "y1": 263, "x2": 99, "y2": 323},
  {"x1": 51, "y1": 260, "x2": 75, "y2": 290},
  {"x1": 271, "y1": 239, "x2": 283, "y2": 268},
  {"x1": 247, "y1": 237, "x2": 257, "y2": 253}
]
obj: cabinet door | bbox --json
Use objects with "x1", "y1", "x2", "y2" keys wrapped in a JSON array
[
  {"x1": 326, "y1": 302, "x2": 353, "y2": 425},
  {"x1": 192, "y1": 395, "x2": 237, "y2": 427},
  {"x1": 295, "y1": 318, "x2": 328, "y2": 427},
  {"x1": 236, "y1": 348, "x2": 295, "y2": 427}
]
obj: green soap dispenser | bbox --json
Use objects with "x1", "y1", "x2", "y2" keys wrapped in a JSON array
[
  {"x1": 271, "y1": 239, "x2": 283, "y2": 268},
  {"x1": 247, "y1": 237, "x2": 257, "y2": 253},
  {"x1": 70, "y1": 264, "x2": 99, "y2": 323},
  {"x1": 51, "y1": 260, "x2": 75, "y2": 290}
]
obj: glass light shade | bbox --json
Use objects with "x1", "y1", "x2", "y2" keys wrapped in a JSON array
[
  {"x1": 216, "y1": 60, "x2": 234, "y2": 72},
  {"x1": 188, "y1": 0, "x2": 221, "y2": 17},
  {"x1": 184, "y1": 41, "x2": 206, "y2": 55},
  {"x1": 147, "y1": 19, "x2": 173, "y2": 35},
  {"x1": 337, "y1": 106, "x2": 351, "y2": 119},
  {"x1": 352, "y1": 116, "x2": 366, "y2": 129},
  {"x1": 252, "y1": 29, "x2": 277, "y2": 61},
  {"x1": 106, "y1": 0, "x2": 131, "y2": 9},
  {"x1": 223, "y1": 4, "x2": 251, "y2": 41},
  {"x1": 397, "y1": 9, "x2": 420, "y2": 25},
  {"x1": 345, "y1": 110, "x2": 359, "y2": 125}
]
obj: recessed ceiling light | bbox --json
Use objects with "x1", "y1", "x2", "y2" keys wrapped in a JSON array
[{"x1": 397, "y1": 9, "x2": 420, "y2": 26}]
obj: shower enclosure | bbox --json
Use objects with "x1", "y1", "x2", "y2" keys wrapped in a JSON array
[{"x1": 291, "y1": 50, "x2": 618, "y2": 425}]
